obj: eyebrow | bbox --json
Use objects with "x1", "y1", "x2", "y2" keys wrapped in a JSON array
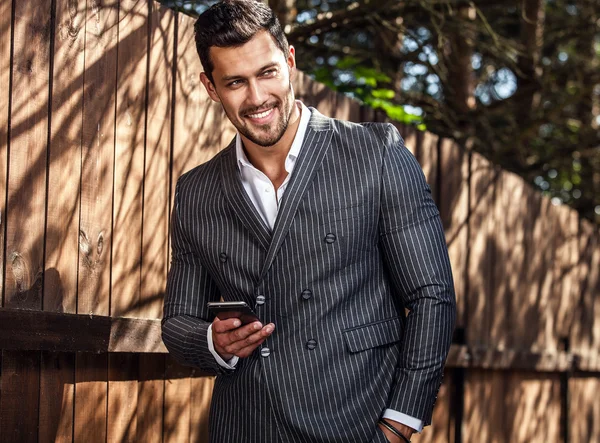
[{"x1": 221, "y1": 62, "x2": 279, "y2": 82}]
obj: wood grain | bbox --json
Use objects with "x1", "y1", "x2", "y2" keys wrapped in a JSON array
[
  {"x1": 172, "y1": 11, "x2": 223, "y2": 191},
  {"x1": 0, "y1": 350, "x2": 41, "y2": 443},
  {"x1": 78, "y1": 0, "x2": 119, "y2": 316},
  {"x1": 190, "y1": 376, "x2": 215, "y2": 443},
  {"x1": 569, "y1": 377, "x2": 600, "y2": 443},
  {"x1": 0, "y1": 0, "x2": 11, "y2": 307},
  {"x1": 45, "y1": 0, "x2": 87, "y2": 313},
  {"x1": 464, "y1": 371, "x2": 561, "y2": 443},
  {"x1": 137, "y1": 354, "x2": 165, "y2": 443},
  {"x1": 140, "y1": 1, "x2": 174, "y2": 319},
  {"x1": 466, "y1": 153, "x2": 499, "y2": 345},
  {"x1": 164, "y1": 356, "x2": 193, "y2": 442},
  {"x1": 39, "y1": 351, "x2": 75, "y2": 443},
  {"x1": 0, "y1": 308, "x2": 167, "y2": 353},
  {"x1": 439, "y1": 139, "x2": 469, "y2": 329},
  {"x1": 5, "y1": 0, "x2": 52, "y2": 309},
  {"x1": 74, "y1": 352, "x2": 108, "y2": 442},
  {"x1": 111, "y1": 0, "x2": 148, "y2": 318},
  {"x1": 108, "y1": 353, "x2": 139, "y2": 442}
]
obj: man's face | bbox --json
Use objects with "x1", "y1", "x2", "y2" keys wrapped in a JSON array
[{"x1": 200, "y1": 31, "x2": 296, "y2": 148}]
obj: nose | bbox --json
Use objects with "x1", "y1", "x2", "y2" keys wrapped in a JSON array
[{"x1": 247, "y1": 79, "x2": 266, "y2": 106}]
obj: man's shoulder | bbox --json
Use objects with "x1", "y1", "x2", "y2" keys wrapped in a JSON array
[{"x1": 314, "y1": 110, "x2": 400, "y2": 144}]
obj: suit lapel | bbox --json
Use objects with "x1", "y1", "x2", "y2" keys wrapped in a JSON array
[
  {"x1": 259, "y1": 108, "x2": 333, "y2": 280},
  {"x1": 220, "y1": 140, "x2": 272, "y2": 251}
]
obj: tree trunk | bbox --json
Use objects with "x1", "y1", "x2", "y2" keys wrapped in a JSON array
[{"x1": 516, "y1": 0, "x2": 545, "y2": 123}]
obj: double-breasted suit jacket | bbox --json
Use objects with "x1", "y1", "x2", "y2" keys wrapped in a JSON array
[{"x1": 162, "y1": 108, "x2": 456, "y2": 443}]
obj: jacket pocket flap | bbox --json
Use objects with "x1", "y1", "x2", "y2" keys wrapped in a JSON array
[{"x1": 342, "y1": 316, "x2": 404, "y2": 353}]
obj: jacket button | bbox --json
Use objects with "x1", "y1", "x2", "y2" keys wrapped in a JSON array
[
  {"x1": 256, "y1": 295, "x2": 266, "y2": 305},
  {"x1": 324, "y1": 233, "x2": 336, "y2": 244},
  {"x1": 260, "y1": 347, "x2": 271, "y2": 358},
  {"x1": 306, "y1": 339, "x2": 317, "y2": 350},
  {"x1": 301, "y1": 289, "x2": 312, "y2": 300},
  {"x1": 219, "y1": 252, "x2": 228, "y2": 263}
]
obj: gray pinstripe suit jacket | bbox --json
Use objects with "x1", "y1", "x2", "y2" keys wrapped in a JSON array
[{"x1": 162, "y1": 108, "x2": 456, "y2": 443}]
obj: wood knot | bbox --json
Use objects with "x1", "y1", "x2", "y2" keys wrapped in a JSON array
[{"x1": 10, "y1": 251, "x2": 27, "y2": 292}]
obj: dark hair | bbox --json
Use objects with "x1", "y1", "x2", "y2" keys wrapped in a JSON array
[{"x1": 194, "y1": 0, "x2": 289, "y2": 83}]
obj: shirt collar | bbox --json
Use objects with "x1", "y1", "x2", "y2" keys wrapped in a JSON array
[{"x1": 236, "y1": 100, "x2": 311, "y2": 172}]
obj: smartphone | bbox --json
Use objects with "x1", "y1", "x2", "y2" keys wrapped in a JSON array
[{"x1": 207, "y1": 301, "x2": 260, "y2": 325}]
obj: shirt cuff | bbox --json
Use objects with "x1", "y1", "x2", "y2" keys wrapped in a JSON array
[
  {"x1": 207, "y1": 324, "x2": 239, "y2": 369},
  {"x1": 383, "y1": 409, "x2": 423, "y2": 433}
]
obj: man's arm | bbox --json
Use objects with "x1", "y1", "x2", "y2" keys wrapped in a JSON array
[
  {"x1": 161, "y1": 180, "x2": 230, "y2": 375},
  {"x1": 377, "y1": 124, "x2": 456, "y2": 426}
]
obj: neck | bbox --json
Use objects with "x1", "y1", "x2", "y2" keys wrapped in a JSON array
[{"x1": 242, "y1": 103, "x2": 302, "y2": 189}]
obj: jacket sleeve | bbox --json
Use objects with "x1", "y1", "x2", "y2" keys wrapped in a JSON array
[
  {"x1": 377, "y1": 124, "x2": 456, "y2": 425},
  {"x1": 161, "y1": 179, "x2": 232, "y2": 375}
]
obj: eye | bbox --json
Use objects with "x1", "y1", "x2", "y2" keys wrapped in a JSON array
[
  {"x1": 261, "y1": 68, "x2": 277, "y2": 77},
  {"x1": 226, "y1": 79, "x2": 244, "y2": 87}
]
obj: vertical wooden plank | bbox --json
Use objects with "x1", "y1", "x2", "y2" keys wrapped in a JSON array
[
  {"x1": 164, "y1": 356, "x2": 192, "y2": 442},
  {"x1": 333, "y1": 93, "x2": 361, "y2": 123},
  {"x1": 190, "y1": 376, "x2": 215, "y2": 443},
  {"x1": 571, "y1": 220, "x2": 600, "y2": 360},
  {"x1": 40, "y1": 2, "x2": 86, "y2": 437},
  {"x1": 0, "y1": 350, "x2": 41, "y2": 443},
  {"x1": 140, "y1": 1, "x2": 173, "y2": 319},
  {"x1": 392, "y1": 121, "x2": 417, "y2": 157},
  {"x1": 509, "y1": 185, "x2": 555, "y2": 350},
  {"x1": 466, "y1": 153, "x2": 498, "y2": 345},
  {"x1": 111, "y1": 0, "x2": 148, "y2": 318},
  {"x1": 439, "y1": 139, "x2": 468, "y2": 328},
  {"x1": 0, "y1": 0, "x2": 12, "y2": 306},
  {"x1": 44, "y1": 0, "x2": 86, "y2": 313},
  {"x1": 464, "y1": 371, "x2": 561, "y2": 443},
  {"x1": 39, "y1": 352, "x2": 75, "y2": 443},
  {"x1": 107, "y1": 353, "x2": 139, "y2": 442},
  {"x1": 74, "y1": 352, "x2": 107, "y2": 443},
  {"x1": 137, "y1": 354, "x2": 165, "y2": 443},
  {"x1": 569, "y1": 377, "x2": 600, "y2": 442},
  {"x1": 414, "y1": 131, "x2": 438, "y2": 202},
  {"x1": 172, "y1": 12, "x2": 223, "y2": 190},
  {"x1": 293, "y1": 70, "x2": 337, "y2": 118},
  {"x1": 1, "y1": 1, "x2": 49, "y2": 439},
  {"x1": 78, "y1": 0, "x2": 118, "y2": 316},
  {"x1": 551, "y1": 206, "x2": 580, "y2": 347},
  {"x1": 5, "y1": 0, "x2": 52, "y2": 310}
]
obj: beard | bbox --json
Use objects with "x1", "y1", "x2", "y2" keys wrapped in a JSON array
[{"x1": 227, "y1": 81, "x2": 295, "y2": 148}]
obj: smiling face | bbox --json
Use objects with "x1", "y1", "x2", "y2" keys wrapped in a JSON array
[{"x1": 200, "y1": 30, "x2": 297, "y2": 149}]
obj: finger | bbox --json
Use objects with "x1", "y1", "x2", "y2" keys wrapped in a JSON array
[
  {"x1": 227, "y1": 324, "x2": 275, "y2": 354},
  {"x1": 212, "y1": 317, "x2": 242, "y2": 333},
  {"x1": 227, "y1": 320, "x2": 261, "y2": 339},
  {"x1": 235, "y1": 338, "x2": 267, "y2": 358},
  {"x1": 213, "y1": 321, "x2": 263, "y2": 350}
]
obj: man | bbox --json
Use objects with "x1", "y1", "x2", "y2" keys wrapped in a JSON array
[{"x1": 162, "y1": 1, "x2": 456, "y2": 442}]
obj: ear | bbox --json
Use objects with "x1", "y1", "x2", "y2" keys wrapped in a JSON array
[
  {"x1": 287, "y1": 46, "x2": 296, "y2": 81},
  {"x1": 200, "y1": 72, "x2": 221, "y2": 103}
]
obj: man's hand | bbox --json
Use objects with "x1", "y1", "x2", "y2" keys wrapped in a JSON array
[
  {"x1": 212, "y1": 317, "x2": 275, "y2": 360},
  {"x1": 378, "y1": 419, "x2": 414, "y2": 443}
]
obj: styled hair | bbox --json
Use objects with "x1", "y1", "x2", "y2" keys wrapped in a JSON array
[{"x1": 194, "y1": 0, "x2": 289, "y2": 83}]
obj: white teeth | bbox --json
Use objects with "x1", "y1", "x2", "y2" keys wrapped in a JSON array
[{"x1": 248, "y1": 108, "x2": 273, "y2": 119}]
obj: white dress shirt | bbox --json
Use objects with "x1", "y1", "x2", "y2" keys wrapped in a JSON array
[{"x1": 207, "y1": 101, "x2": 423, "y2": 432}]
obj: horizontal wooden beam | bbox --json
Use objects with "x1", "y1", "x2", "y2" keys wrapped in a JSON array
[
  {"x1": 445, "y1": 345, "x2": 574, "y2": 372},
  {"x1": 1, "y1": 308, "x2": 599, "y2": 374},
  {"x1": 0, "y1": 308, "x2": 166, "y2": 353}
]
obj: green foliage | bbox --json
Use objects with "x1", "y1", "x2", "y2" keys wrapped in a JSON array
[{"x1": 313, "y1": 56, "x2": 426, "y2": 129}]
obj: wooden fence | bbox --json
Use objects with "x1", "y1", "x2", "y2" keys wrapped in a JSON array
[{"x1": 0, "y1": 1, "x2": 598, "y2": 442}]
